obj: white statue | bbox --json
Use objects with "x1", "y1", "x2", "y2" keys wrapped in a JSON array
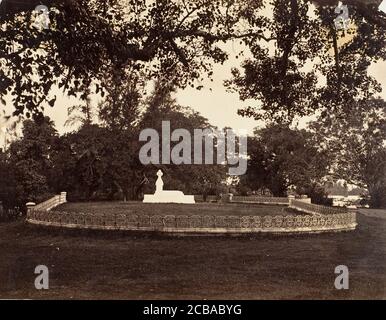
[{"x1": 155, "y1": 169, "x2": 164, "y2": 193}]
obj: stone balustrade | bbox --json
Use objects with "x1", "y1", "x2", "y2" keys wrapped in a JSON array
[
  {"x1": 27, "y1": 192, "x2": 67, "y2": 212},
  {"x1": 27, "y1": 210, "x2": 357, "y2": 234},
  {"x1": 289, "y1": 199, "x2": 348, "y2": 215},
  {"x1": 26, "y1": 192, "x2": 357, "y2": 234}
]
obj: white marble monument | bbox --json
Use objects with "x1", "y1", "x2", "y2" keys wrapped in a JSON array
[{"x1": 143, "y1": 170, "x2": 195, "y2": 204}]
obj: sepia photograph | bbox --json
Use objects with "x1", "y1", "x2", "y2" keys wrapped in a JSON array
[{"x1": 0, "y1": 0, "x2": 385, "y2": 305}]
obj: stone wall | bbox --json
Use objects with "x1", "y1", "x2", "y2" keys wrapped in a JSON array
[
  {"x1": 26, "y1": 210, "x2": 357, "y2": 234},
  {"x1": 26, "y1": 192, "x2": 357, "y2": 234}
]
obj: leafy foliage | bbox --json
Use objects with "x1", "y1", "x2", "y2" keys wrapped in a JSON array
[
  {"x1": 311, "y1": 98, "x2": 386, "y2": 207},
  {"x1": 225, "y1": 0, "x2": 385, "y2": 123},
  {"x1": 1, "y1": 117, "x2": 58, "y2": 207},
  {"x1": 242, "y1": 124, "x2": 330, "y2": 198},
  {"x1": 1, "y1": 0, "x2": 268, "y2": 118},
  {"x1": 139, "y1": 81, "x2": 228, "y2": 196}
]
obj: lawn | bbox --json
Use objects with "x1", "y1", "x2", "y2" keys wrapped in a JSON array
[
  {"x1": 52, "y1": 201, "x2": 299, "y2": 216},
  {"x1": 0, "y1": 209, "x2": 385, "y2": 299}
]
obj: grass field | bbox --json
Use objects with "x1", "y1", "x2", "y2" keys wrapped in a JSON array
[
  {"x1": 0, "y1": 208, "x2": 385, "y2": 299},
  {"x1": 52, "y1": 201, "x2": 299, "y2": 216}
]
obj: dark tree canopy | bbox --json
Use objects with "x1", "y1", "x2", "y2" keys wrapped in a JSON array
[
  {"x1": 310, "y1": 98, "x2": 386, "y2": 207},
  {"x1": 0, "y1": 0, "x2": 267, "y2": 119},
  {"x1": 2, "y1": 0, "x2": 384, "y2": 122},
  {"x1": 226, "y1": 0, "x2": 385, "y2": 123},
  {"x1": 243, "y1": 123, "x2": 329, "y2": 197}
]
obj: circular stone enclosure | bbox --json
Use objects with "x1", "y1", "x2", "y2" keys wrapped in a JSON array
[{"x1": 27, "y1": 201, "x2": 357, "y2": 235}]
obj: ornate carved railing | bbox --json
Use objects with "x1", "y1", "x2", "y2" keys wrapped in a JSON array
[
  {"x1": 289, "y1": 199, "x2": 348, "y2": 215},
  {"x1": 231, "y1": 196, "x2": 289, "y2": 204},
  {"x1": 27, "y1": 210, "x2": 357, "y2": 234},
  {"x1": 194, "y1": 195, "x2": 290, "y2": 204}
]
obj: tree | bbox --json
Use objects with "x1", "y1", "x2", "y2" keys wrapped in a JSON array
[
  {"x1": 53, "y1": 80, "x2": 228, "y2": 201},
  {"x1": 1, "y1": 0, "x2": 270, "y2": 119},
  {"x1": 243, "y1": 124, "x2": 330, "y2": 198},
  {"x1": 102, "y1": 129, "x2": 143, "y2": 201},
  {"x1": 139, "y1": 81, "x2": 228, "y2": 195},
  {"x1": 98, "y1": 68, "x2": 144, "y2": 132},
  {"x1": 311, "y1": 98, "x2": 386, "y2": 207},
  {"x1": 64, "y1": 90, "x2": 95, "y2": 127},
  {"x1": 7, "y1": 117, "x2": 58, "y2": 204},
  {"x1": 225, "y1": 0, "x2": 385, "y2": 123},
  {"x1": 0, "y1": 150, "x2": 19, "y2": 210},
  {"x1": 96, "y1": 69, "x2": 145, "y2": 200},
  {"x1": 1, "y1": 0, "x2": 384, "y2": 122},
  {"x1": 62, "y1": 124, "x2": 109, "y2": 200}
]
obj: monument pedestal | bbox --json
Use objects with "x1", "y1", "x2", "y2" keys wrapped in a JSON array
[
  {"x1": 143, "y1": 170, "x2": 195, "y2": 204},
  {"x1": 143, "y1": 191, "x2": 195, "y2": 204}
]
